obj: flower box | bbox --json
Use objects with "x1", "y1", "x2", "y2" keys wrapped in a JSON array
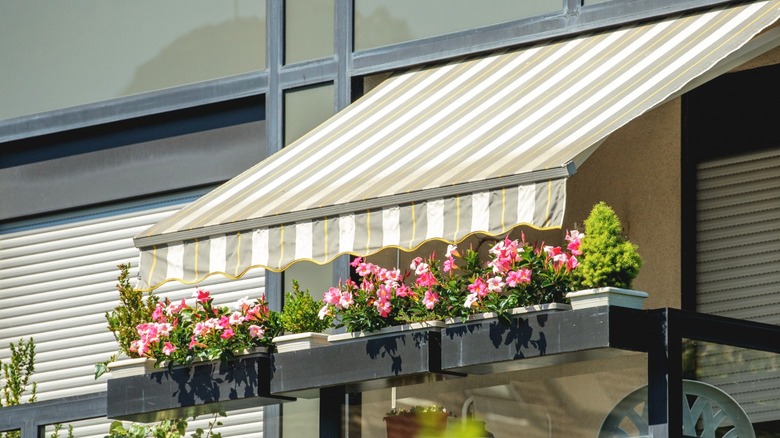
[
  {"x1": 327, "y1": 320, "x2": 446, "y2": 342},
  {"x1": 107, "y1": 356, "x2": 156, "y2": 378},
  {"x1": 106, "y1": 348, "x2": 293, "y2": 422},
  {"x1": 440, "y1": 305, "x2": 629, "y2": 374},
  {"x1": 566, "y1": 287, "x2": 648, "y2": 310},
  {"x1": 273, "y1": 332, "x2": 330, "y2": 353},
  {"x1": 270, "y1": 323, "x2": 453, "y2": 397}
]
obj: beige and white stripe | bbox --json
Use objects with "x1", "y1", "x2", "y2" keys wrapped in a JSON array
[{"x1": 135, "y1": 1, "x2": 780, "y2": 290}]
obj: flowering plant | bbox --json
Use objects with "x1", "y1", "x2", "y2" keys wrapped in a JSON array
[
  {"x1": 128, "y1": 289, "x2": 280, "y2": 366},
  {"x1": 319, "y1": 230, "x2": 584, "y2": 332}
]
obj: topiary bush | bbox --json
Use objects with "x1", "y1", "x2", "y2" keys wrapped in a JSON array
[
  {"x1": 280, "y1": 280, "x2": 332, "y2": 334},
  {"x1": 575, "y1": 202, "x2": 643, "y2": 289}
]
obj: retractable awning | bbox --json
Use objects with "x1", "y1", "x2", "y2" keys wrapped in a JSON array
[{"x1": 135, "y1": 0, "x2": 780, "y2": 291}]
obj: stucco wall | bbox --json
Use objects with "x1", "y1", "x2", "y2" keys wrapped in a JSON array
[{"x1": 564, "y1": 98, "x2": 682, "y2": 309}]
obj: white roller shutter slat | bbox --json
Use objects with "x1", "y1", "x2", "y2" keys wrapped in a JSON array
[
  {"x1": 696, "y1": 148, "x2": 780, "y2": 424},
  {"x1": 0, "y1": 191, "x2": 264, "y2": 436}
]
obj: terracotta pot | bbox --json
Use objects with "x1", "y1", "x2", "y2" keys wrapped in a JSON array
[{"x1": 384, "y1": 412, "x2": 449, "y2": 438}]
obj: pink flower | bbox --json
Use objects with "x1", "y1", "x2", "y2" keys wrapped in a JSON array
[
  {"x1": 339, "y1": 291, "x2": 354, "y2": 309},
  {"x1": 395, "y1": 283, "x2": 411, "y2": 298},
  {"x1": 506, "y1": 268, "x2": 532, "y2": 287},
  {"x1": 248, "y1": 325, "x2": 264, "y2": 338},
  {"x1": 349, "y1": 256, "x2": 362, "y2": 267},
  {"x1": 162, "y1": 342, "x2": 176, "y2": 356},
  {"x1": 193, "y1": 322, "x2": 210, "y2": 336},
  {"x1": 356, "y1": 262, "x2": 374, "y2": 277},
  {"x1": 422, "y1": 290, "x2": 438, "y2": 310},
  {"x1": 565, "y1": 230, "x2": 584, "y2": 256},
  {"x1": 220, "y1": 327, "x2": 235, "y2": 339},
  {"x1": 189, "y1": 336, "x2": 206, "y2": 350},
  {"x1": 445, "y1": 244, "x2": 459, "y2": 258},
  {"x1": 443, "y1": 257, "x2": 457, "y2": 273},
  {"x1": 152, "y1": 303, "x2": 166, "y2": 322},
  {"x1": 567, "y1": 255, "x2": 579, "y2": 271},
  {"x1": 360, "y1": 278, "x2": 375, "y2": 292},
  {"x1": 167, "y1": 298, "x2": 188, "y2": 315},
  {"x1": 375, "y1": 299, "x2": 392, "y2": 317},
  {"x1": 229, "y1": 311, "x2": 245, "y2": 325},
  {"x1": 414, "y1": 262, "x2": 430, "y2": 276},
  {"x1": 193, "y1": 289, "x2": 210, "y2": 304},
  {"x1": 383, "y1": 268, "x2": 402, "y2": 283},
  {"x1": 464, "y1": 293, "x2": 479, "y2": 308},
  {"x1": 323, "y1": 287, "x2": 341, "y2": 306},
  {"x1": 318, "y1": 305, "x2": 331, "y2": 320},
  {"x1": 377, "y1": 284, "x2": 393, "y2": 302},
  {"x1": 468, "y1": 277, "x2": 488, "y2": 298},
  {"x1": 487, "y1": 276, "x2": 505, "y2": 293},
  {"x1": 233, "y1": 296, "x2": 251, "y2": 312},
  {"x1": 410, "y1": 257, "x2": 423, "y2": 270},
  {"x1": 416, "y1": 271, "x2": 437, "y2": 288}
]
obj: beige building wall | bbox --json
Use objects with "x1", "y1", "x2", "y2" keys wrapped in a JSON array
[{"x1": 565, "y1": 98, "x2": 682, "y2": 309}]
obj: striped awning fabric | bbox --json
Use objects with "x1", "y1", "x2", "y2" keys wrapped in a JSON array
[{"x1": 135, "y1": 0, "x2": 780, "y2": 291}]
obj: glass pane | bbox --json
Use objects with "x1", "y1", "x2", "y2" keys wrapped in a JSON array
[
  {"x1": 284, "y1": 83, "x2": 335, "y2": 146},
  {"x1": 355, "y1": 0, "x2": 562, "y2": 50},
  {"x1": 685, "y1": 339, "x2": 780, "y2": 436},
  {"x1": 361, "y1": 353, "x2": 647, "y2": 437},
  {"x1": 285, "y1": 0, "x2": 334, "y2": 64},
  {"x1": 282, "y1": 398, "x2": 320, "y2": 438},
  {"x1": 0, "y1": 0, "x2": 266, "y2": 121}
]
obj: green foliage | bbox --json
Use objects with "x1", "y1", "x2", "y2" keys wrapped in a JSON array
[
  {"x1": 279, "y1": 280, "x2": 332, "y2": 334},
  {"x1": 1, "y1": 337, "x2": 37, "y2": 407},
  {"x1": 575, "y1": 202, "x2": 643, "y2": 289},
  {"x1": 105, "y1": 263, "x2": 159, "y2": 356},
  {"x1": 49, "y1": 424, "x2": 74, "y2": 438},
  {"x1": 1, "y1": 337, "x2": 38, "y2": 438},
  {"x1": 105, "y1": 412, "x2": 226, "y2": 438}
]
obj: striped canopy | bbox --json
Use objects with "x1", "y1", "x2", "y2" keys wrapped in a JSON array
[{"x1": 135, "y1": 0, "x2": 780, "y2": 290}]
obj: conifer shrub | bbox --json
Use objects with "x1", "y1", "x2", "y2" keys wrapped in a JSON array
[
  {"x1": 575, "y1": 202, "x2": 643, "y2": 289},
  {"x1": 280, "y1": 280, "x2": 332, "y2": 334}
]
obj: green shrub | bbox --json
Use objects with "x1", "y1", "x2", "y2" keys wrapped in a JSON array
[
  {"x1": 575, "y1": 202, "x2": 643, "y2": 289},
  {"x1": 279, "y1": 280, "x2": 332, "y2": 334}
]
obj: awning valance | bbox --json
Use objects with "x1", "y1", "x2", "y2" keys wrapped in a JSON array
[{"x1": 135, "y1": 0, "x2": 780, "y2": 290}]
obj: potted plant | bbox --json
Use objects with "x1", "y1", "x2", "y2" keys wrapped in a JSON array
[
  {"x1": 384, "y1": 405, "x2": 449, "y2": 438},
  {"x1": 99, "y1": 264, "x2": 282, "y2": 376},
  {"x1": 567, "y1": 202, "x2": 647, "y2": 309},
  {"x1": 320, "y1": 229, "x2": 583, "y2": 341},
  {"x1": 98, "y1": 263, "x2": 158, "y2": 378},
  {"x1": 272, "y1": 279, "x2": 333, "y2": 352}
]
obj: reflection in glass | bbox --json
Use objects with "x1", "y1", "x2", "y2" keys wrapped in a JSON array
[
  {"x1": 0, "y1": 0, "x2": 266, "y2": 120},
  {"x1": 284, "y1": 83, "x2": 335, "y2": 146},
  {"x1": 355, "y1": 0, "x2": 561, "y2": 50},
  {"x1": 360, "y1": 353, "x2": 647, "y2": 437},
  {"x1": 687, "y1": 339, "x2": 780, "y2": 436},
  {"x1": 285, "y1": 0, "x2": 334, "y2": 64}
]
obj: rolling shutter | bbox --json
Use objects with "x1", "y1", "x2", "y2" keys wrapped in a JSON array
[
  {"x1": 0, "y1": 190, "x2": 266, "y2": 437},
  {"x1": 696, "y1": 147, "x2": 780, "y2": 424}
]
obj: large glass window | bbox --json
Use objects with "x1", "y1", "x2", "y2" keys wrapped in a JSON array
[
  {"x1": 355, "y1": 0, "x2": 561, "y2": 50},
  {"x1": 284, "y1": 83, "x2": 335, "y2": 146},
  {"x1": 683, "y1": 339, "x2": 780, "y2": 436},
  {"x1": 360, "y1": 353, "x2": 647, "y2": 437},
  {"x1": 0, "y1": 0, "x2": 266, "y2": 121},
  {"x1": 284, "y1": 0, "x2": 334, "y2": 65}
]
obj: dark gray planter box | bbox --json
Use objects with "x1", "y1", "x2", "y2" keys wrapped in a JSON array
[
  {"x1": 107, "y1": 352, "x2": 292, "y2": 422},
  {"x1": 270, "y1": 326, "x2": 458, "y2": 397},
  {"x1": 440, "y1": 306, "x2": 646, "y2": 374}
]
